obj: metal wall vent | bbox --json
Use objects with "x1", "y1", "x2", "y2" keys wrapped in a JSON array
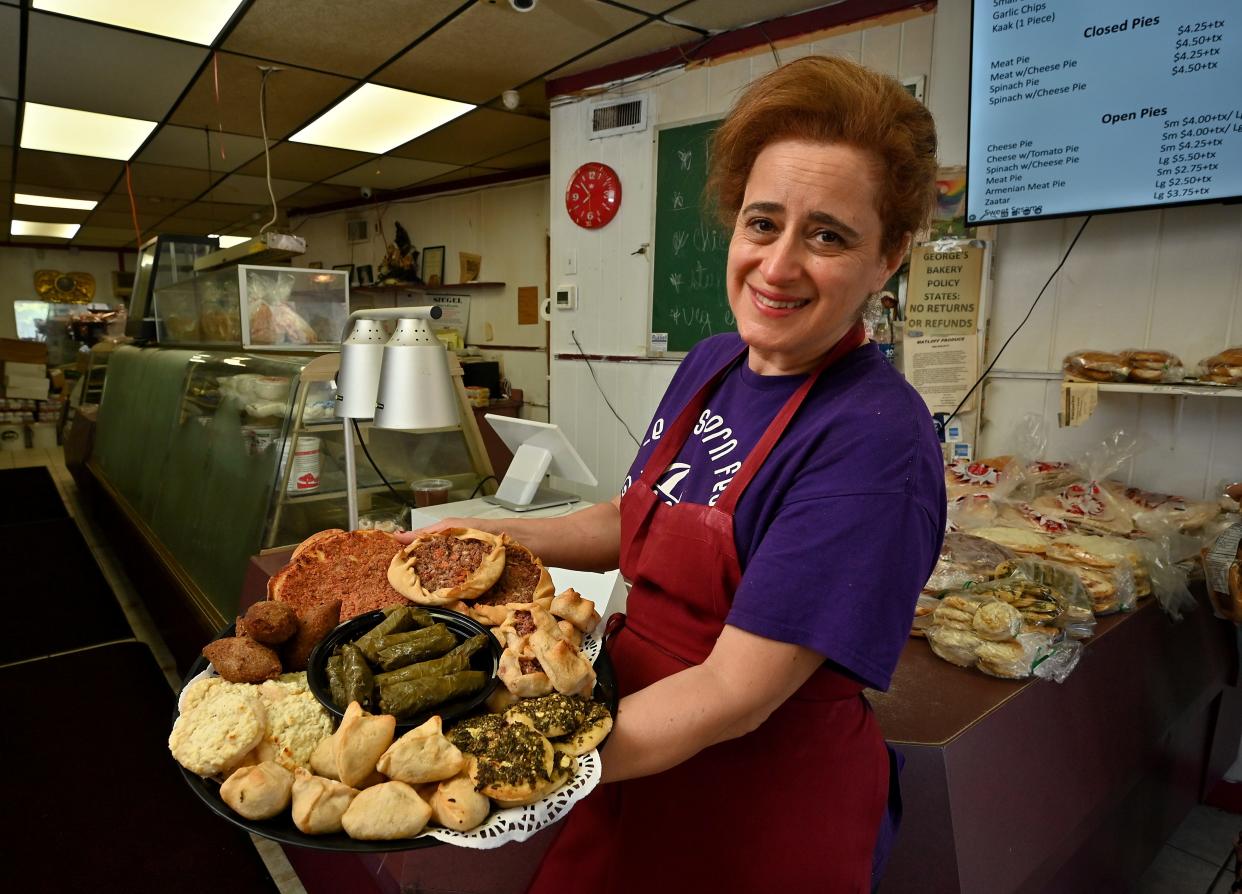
[
  {"x1": 346, "y1": 219, "x2": 369, "y2": 244},
  {"x1": 589, "y1": 96, "x2": 647, "y2": 139}
]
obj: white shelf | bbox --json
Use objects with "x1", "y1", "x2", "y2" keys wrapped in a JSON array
[{"x1": 1095, "y1": 382, "x2": 1242, "y2": 398}]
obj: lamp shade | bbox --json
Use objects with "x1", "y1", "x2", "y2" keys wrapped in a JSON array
[
  {"x1": 372, "y1": 319, "x2": 458, "y2": 430},
  {"x1": 335, "y1": 319, "x2": 388, "y2": 419}
]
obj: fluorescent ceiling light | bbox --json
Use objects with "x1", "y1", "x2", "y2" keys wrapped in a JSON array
[
  {"x1": 210, "y1": 234, "x2": 250, "y2": 248},
  {"x1": 290, "y1": 84, "x2": 474, "y2": 155},
  {"x1": 21, "y1": 102, "x2": 157, "y2": 161},
  {"x1": 12, "y1": 220, "x2": 82, "y2": 239},
  {"x1": 32, "y1": 0, "x2": 245, "y2": 45},
  {"x1": 14, "y1": 192, "x2": 98, "y2": 211}
]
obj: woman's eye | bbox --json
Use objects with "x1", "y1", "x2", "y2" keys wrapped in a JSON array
[
  {"x1": 814, "y1": 230, "x2": 842, "y2": 245},
  {"x1": 746, "y1": 217, "x2": 776, "y2": 233}
]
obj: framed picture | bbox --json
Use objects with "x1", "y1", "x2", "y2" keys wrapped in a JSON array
[
  {"x1": 356, "y1": 264, "x2": 374, "y2": 286},
  {"x1": 422, "y1": 245, "x2": 445, "y2": 287},
  {"x1": 332, "y1": 263, "x2": 354, "y2": 284},
  {"x1": 307, "y1": 261, "x2": 323, "y2": 269}
]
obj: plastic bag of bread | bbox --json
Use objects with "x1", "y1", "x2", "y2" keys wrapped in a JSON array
[
  {"x1": 1063, "y1": 350, "x2": 1129, "y2": 383},
  {"x1": 1197, "y1": 347, "x2": 1242, "y2": 386},
  {"x1": 953, "y1": 559, "x2": 1096, "y2": 640},
  {"x1": 1119, "y1": 349, "x2": 1184, "y2": 383},
  {"x1": 1201, "y1": 521, "x2": 1242, "y2": 622},
  {"x1": 924, "y1": 532, "x2": 1017, "y2": 592},
  {"x1": 944, "y1": 455, "x2": 1021, "y2": 500}
]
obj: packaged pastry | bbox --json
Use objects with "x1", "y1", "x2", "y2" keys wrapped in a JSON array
[
  {"x1": 1063, "y1": 350, "x2": 1129, "y2": 383},
  {"x1": 923, "y1": 532, "x2": 1018, "y2": 593},
  {"x1": 944, "y1": 455, "x2": 1017, "y2": 499},
  {"x1": 1197, "y1": 347, "x2": 1242, "y2": 386},
  {"x1": 1119, "y1": 349, "x2": 1183, "y2": 383}
]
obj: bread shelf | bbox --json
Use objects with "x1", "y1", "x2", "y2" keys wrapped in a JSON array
[{"x1": 1094, "y1": 382, "x2": 1242, "y2": 398}]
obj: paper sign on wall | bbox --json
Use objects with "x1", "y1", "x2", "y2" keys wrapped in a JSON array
[
  {"x1": 903, "y1": 244, "x2": 984, "y2": 335},
  {"x1": 904, "y1": 333, "x2": 979, "y2": 414},
  {"x1": 518, "y1": 287, "x2": 539, "y2": 325},
  {"x1": 427, "y1": 293, "x2": 470, "y2": 331}
]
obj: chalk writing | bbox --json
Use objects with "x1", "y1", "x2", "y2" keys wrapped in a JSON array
[
  {"x1": 672, "y1": 231, "x2": 689, "y2": 256},
  {"x1": 678, "y1": 148, "x2": 692, "y2": 170}
]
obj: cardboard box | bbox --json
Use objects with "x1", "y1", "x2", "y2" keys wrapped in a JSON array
[
  {"x1": 0, "y1": 339, "x2": 48, "y2": 365},
  {"x1": 4, "y1": 375, "x2": 50, "y2": 401},
  {"x1": 5, "y1": 361, "x2": 45, "y2": 378}
]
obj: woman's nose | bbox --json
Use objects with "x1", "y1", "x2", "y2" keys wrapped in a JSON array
[{"x1": 759, "y1": 232, "x2": 803, "y2": 285}]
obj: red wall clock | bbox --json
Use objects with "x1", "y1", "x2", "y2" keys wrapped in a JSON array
[{"x1": 565, "y1": 162, "x2": 621, "y2": 229}]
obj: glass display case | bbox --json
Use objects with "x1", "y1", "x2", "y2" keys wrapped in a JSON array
[
  {"x1": 126, "y1": 235, "x2": 217, "y2": 341},
  {"x1": 152, "y1": 265, "x2": 349, "y2": 351},
  {"x1": 90, "y1": 346, "x2": 492, "y2": 623}
]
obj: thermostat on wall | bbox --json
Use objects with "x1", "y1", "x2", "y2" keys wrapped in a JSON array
[{"x1": 554, "y1": 284, "x2": 577, "y2": 311}]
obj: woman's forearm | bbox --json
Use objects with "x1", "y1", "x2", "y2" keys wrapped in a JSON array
[{"x1": 598, "y1": 625, "x2": 824, "y2": 784}]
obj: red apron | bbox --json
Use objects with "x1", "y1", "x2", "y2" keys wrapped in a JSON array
[{"x1": 527, "y1": 323, "x2": 887, "y2": 894}]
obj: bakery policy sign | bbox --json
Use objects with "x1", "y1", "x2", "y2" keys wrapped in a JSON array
[{"x1": 904, "y1": 244, "x2": 984, "y2": 335}]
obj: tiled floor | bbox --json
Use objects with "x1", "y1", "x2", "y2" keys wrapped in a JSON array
[
  {"x1": 7, "y1": 443, "x2": 1240, "y2": 894},
  {"x1": 2, "y1": 446, "x2": 307, "y2": 894}
]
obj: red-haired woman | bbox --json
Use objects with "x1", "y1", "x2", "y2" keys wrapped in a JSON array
[{"x1": 401, "y1": 56, "x2": 946, "y2": 893}]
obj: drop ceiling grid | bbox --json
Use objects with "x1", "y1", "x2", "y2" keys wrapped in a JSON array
[
  {"x1": 374, "y1": 0, "x2": 647, "y2": 104},
  {"x1": 2, "y1": 0, "x2": 846, "y2": 247}
]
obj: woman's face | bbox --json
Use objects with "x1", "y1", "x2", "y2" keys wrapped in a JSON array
[{"x1": 727, "y1": 139, "x2": 905, "y2": 375}]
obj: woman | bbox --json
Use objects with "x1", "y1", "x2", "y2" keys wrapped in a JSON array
[{"x1": 401, "y1": 56, "x2": 945, "y2": 892}]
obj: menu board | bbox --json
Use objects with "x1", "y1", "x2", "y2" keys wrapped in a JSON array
[{"x1": 967, "y1": 0, "x2": 1242, "y2": 224}]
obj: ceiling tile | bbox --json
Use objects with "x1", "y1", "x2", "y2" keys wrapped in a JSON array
[
  {"x1": 156, "y1": 216, "x2": 228, "y2": 234},
  {"x1": 670, "y1": 0, "x2": 828, "y2": 33},
  {"x1": 549, "y1": 19, "x2": 703, "y2": 79},
  {"x1": 415, "y1": 165, "x2": 505, "y2": 188},
  {"x1": 169, "y1": 52, "x2": 353, "y2": 139},
  {"x1": 480, "y1": 139, "x2": 549, "y2": 170},
  {"x1": 16, "y1": 150, "x2": 123, "y2": 191},
  {"x1": 137, "y1": 125, "x2": 268, "y2": 172},
  {"x1": 25, "y1": 12, "x2": 208, "y2": 121},
  {"x1": 236, "y1": 142, "x2": 371, "y2": 182},
  {"x1": 326, "y1": 157, "x2": 457, "y2": 190},
  {"x1": 173, "y1": 200, "x2": 267, "y2": 224},
  {"x1": 390, "y1": 108, "x2": 548, "y2": 166},
  {"x1": 376, "y1": 0, "x2": 645, "y2": 104},
  {"x1": 127, "y1": 162, "x2": 215, "y2": 200},
  {"x1": 283, "y1": 183, "x2": 368, "y2": 209},
  {"x1": 72, "y1": 226, "x2": 140, "y2": 247},
  {"x1": 95, "y1": 191, "x2": 182, "y2": 216},
  {"x1": 481, "y1": 82, "x2": 549, "y2": 117},
  {"x1": 0, "y1": 6, "x2": 18, "y2": 100},
  {"x1": 87, "y1": 210, "x2": 146, "y2": 229},
  {"x1": 9, "y1": 203, "x2": 87, "y2": 224},
  {"x1": 210, "y1": 171, "x2": 309, "y2": 204},
  {"x1": 225, "y1": 0, "x2": 461, "y2": 78},
  {"x1": 0, "y1": 98, "x2": 14, "y2": 146}
]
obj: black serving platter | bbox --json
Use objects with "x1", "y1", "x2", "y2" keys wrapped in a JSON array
[
  {"x1": 174, "y1": 618, "x2": 618, "y2": 853},
  {"x1": 306, "y1": 607, "x2": 503, "y2": 733}
]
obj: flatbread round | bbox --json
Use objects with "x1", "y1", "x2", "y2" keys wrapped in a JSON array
[{"x1": 170, "y1": 687, "x2": 267, "y2": 777}]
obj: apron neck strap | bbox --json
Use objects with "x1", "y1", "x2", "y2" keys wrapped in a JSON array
[{"x1": 715, "y1": 321, "x2": 866, "y2": 514}]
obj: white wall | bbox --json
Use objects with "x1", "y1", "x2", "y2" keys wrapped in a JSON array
[
  {"x1": 290, "y1": 178, "x2": 551, "y2": 420},
  {"x1": 0, "y1": 246, "x2": 131, "y2": 339},
  {"x1": 548, "y1": 0, "x2": 1242, "y2": 501}
]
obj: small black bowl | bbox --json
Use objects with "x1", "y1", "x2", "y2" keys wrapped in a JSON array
[{"x1": 306, "y1": 606, "x2": 502, "y2": 733}]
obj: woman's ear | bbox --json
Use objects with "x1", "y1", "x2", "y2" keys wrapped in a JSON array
[{"x1": 874, "y1": 233, "x2": 912, "y2": 292}]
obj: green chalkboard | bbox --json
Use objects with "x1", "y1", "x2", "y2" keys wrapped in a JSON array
[{"x1": 651, "y1": 118, "x2": 734, "y2": 354}]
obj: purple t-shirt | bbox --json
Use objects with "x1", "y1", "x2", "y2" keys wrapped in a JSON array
[{"x1": 622, "y1": 333, "x2": 946, "y2": 691}]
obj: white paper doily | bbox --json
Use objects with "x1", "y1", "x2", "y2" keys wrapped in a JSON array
[{"x1": 177, "y1": 631, "x2": 607, "y2": 848}]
